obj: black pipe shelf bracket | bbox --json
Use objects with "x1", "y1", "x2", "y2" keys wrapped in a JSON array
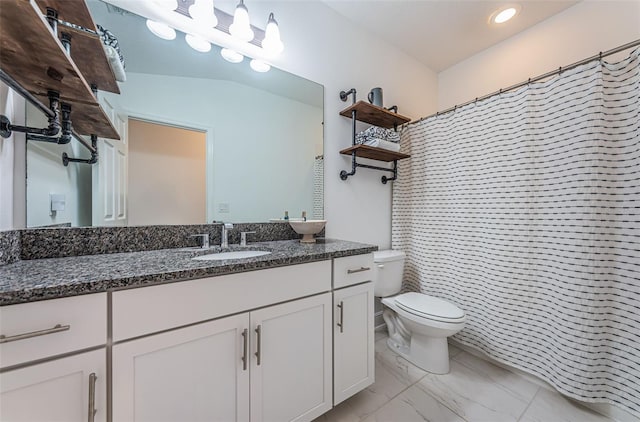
[
  {"x1": 338, "y1": 88, "x2": 411, "y2": 184},
  {"x1": 0, "y1": 26, "x2": 100, "y2": 167}
]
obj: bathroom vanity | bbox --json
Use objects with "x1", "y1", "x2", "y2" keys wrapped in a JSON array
[{"x1": 0, "y1": 237, "x2": 376, "y2": 422}]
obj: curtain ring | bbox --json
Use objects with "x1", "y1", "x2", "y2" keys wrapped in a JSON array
[
  {"x1": 558, "y1": 66, "x2": 563, "y2": 74},
  {"x1": 599, "y1": 51, "x2": 603, "y2": 62}
]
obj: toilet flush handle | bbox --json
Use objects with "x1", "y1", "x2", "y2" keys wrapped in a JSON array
[{"x1": 377, "y1": 264, "x2": 385, "y2": 269}]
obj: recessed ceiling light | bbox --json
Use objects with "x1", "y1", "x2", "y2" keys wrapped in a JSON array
[{"x1": 489, "y1": 5, "x2": 521, "y2": 25}]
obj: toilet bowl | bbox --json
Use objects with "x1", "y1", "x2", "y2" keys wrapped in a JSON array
[{"x1": 373, "y1": 250, "x2": 466, "y2": 374}]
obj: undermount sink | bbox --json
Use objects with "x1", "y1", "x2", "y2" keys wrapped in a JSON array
[{"x1": 192, "y1": 250, "x2": 272, "y2": 261}]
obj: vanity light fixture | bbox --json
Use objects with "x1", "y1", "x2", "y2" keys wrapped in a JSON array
[
  {"x1": 229, "y1": 0, "x2": 254, "y2": 42},
  {"x1": 185, "y1": 33, "x2": 211, "y2": 52},
  {"x1": 250, "y1": 59, "x2": 270, "y2": 73},
  {"x1": 221, "y1": 48, "x2": 244, "y2": 63},
  {"x1": 146, "y1": 19, "x2": 176, "y2": 40},
  {"x1": 262, "y1": 13, "x2": 283, "y2": 56},
  {"x1": 121, "y1": 0, "x2": 280, "y2": 72},
  {"x1": 489, "y1": 5, "x2": 521, "y2": 25}
]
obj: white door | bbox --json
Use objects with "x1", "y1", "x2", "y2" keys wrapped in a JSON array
[
  {"x1": 333, "y1": 282, "x2": 375, "y2": 405},
  {"x1": 0, "y1": 349, "x2": 106, "y2": 422},
  {"x1": 250, "y1": 293, "x2": 332, "y2": 422},
  {"x1": 112, "y1": 314, "x2": 250, "y2": 422},
  {"x1": 92, "y1": 95, "x2": 127, "y2": 226}
]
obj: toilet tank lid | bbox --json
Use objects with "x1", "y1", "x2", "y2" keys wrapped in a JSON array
[{"x1": 373, "y1": 250, "x2": 406, "y2": 263}]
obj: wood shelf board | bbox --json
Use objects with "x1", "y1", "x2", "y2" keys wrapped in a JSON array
[
  {"x1": 73, "y1": 102, "x2": 120, "y2": 139},
  {"x1": 35, "y1": 0, "x2": 120, "y2": 93},
  {"x1": 35, "y1": 0, "x2": 96, "y2": 32},
  {"x1": 62, "y1": 28, "x2": 120, "y2": 94},
  {"x1": 340, "y1": 144, "x2": 410, "y2": 162},
  {"x1": 1, "y1": 0, "x2": 120, "y2": 139},
  {"x1": 339, "y1": 101, "x2": 411, "y2": 129}
]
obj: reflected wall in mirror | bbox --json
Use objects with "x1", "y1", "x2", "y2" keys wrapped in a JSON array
[{"x1": 25, "y1": 0, "x2": 324, "y2": 227}]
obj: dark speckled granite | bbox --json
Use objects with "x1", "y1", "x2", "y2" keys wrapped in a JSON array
[
  {"x1": 0, "y1": 230, "x2": 20, "y2": 266},
  {"x1": 0, "y1": 239, "x2": 376, "y2": 305},
  {"x1": 20, "y1": 222, "x2": 308, "y2": 260}
]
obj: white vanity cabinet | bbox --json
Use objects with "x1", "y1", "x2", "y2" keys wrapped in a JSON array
[
  {"x1": 0, "y1": 349, "x2": 106, "y2": 422},
  {"x1": 112, "y1": 314, "x2": 251, "y2": 421},
  {"x1": 112, "y1": 261, "x2": 333, "y2": 422},
  {"x1": 0, "y1": 293, "x2": 107, "y2": 422},
  {"x1": 332, "y1": 254, "x2": 375, "y2": 405}
]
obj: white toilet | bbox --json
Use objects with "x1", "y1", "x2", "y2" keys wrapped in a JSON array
[{"x1": 373, "y1": 250, "x2": 466, "y2": 374}]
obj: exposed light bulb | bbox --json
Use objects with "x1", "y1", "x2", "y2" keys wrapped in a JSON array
[
  {"x1": 229, "y1": 0, "x2": 254, "y2": 42},
  {"x1": 221, "y1": 48, "x2": 244, "y2": 63},
  {"x1": 189, "y1": 0, "x2": 218, "y2": 28},
  {"x1": 153, "y1": 0, "x2": 178, "y2": 11},
  {"x1": 185, "y1": 34, "x2": 211, "y2": 52},
  {"x1": 146, "y1": 19, "x2": 176, "y2": 40},
  {"x1": 250, "y1": 59, "x2": 270, "y2": 73},
  {"x1": 262, "y1": 12, "x2": 283, "y2": 56}
]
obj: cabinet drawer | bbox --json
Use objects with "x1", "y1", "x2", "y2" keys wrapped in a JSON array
[
  {"x1": 0, "y1": 293, "x2": 107, "y2": 369},
  {"x1": 333, "y1": 253, "x2": 375, "y2": 289},
  {"x1": 112, "y1": 260, "x2": 331, "y2": 342}
]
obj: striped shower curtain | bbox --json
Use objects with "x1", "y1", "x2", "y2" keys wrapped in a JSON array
[{"x1": 392, "y1": 48, "x2": 640, "y2": 416}]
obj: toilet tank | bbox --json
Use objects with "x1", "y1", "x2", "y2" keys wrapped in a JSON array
[{"x1": 373, "y1": 250, "x2": 406, "y2": 297}]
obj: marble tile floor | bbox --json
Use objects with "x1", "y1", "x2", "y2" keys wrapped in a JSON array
[{"x1": 314, "y1": 332, "x2": 613, "y2": 422}]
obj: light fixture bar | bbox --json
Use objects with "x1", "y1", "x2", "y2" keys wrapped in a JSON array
[{"x1": 174, "y1": 0, "x2": 265, "y2": 47}]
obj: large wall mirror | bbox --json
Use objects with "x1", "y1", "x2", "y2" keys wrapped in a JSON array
[{"x1": 26, "y1": 0, "x2": 324, "y2": 228}]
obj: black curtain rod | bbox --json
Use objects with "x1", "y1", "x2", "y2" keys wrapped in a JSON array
[{"x1": 408, "y1": 38, "x2": 640, "y2": 126}]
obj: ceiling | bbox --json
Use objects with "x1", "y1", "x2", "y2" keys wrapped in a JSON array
[{"x1": 323, "y1": 1, "x2": 580, "y2": 72}]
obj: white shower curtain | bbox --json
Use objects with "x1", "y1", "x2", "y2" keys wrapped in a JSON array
[{"x1": 392, "y1": 48, "x2": 640, "y2": 416}]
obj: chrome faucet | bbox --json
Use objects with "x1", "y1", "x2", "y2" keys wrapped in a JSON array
[
  {"x1": 190, "y1": 233, "x2": 210, "y2": 249},
  {"x1": 221, "y1": 223, "x2": 233, "y2": 248}
]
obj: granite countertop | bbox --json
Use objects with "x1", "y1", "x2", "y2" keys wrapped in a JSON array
[{"x1": 0, "y1": 239, "x2": 377, "y2": 306}]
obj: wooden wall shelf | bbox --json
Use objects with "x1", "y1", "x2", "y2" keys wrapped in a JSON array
[
  {"x1": 339, "y1": 101, "x2": 411, "y2": 129},
  {"x1": 340, "y1": 145, "x2": 410, "y2": 162},
  {"x1": 338, "y1": 92, "x2": 411, "y2": 184},
  {"x1": 0, "y1": 0, "x2": 119, "y2": 139}
]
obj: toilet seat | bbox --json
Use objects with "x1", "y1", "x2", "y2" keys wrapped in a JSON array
[{"x1": 394, "y1": 293, "x2": 465, "y2": 323}]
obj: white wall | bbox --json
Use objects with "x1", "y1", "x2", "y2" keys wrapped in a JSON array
[
  {"x1": 25, "y1": 104, "x2": 92, "y2": 228},
  {"x1": 106, "y1": 72, "x2": 322, "y2": 223},
  {"x1": 438, "y1": 1, "x2": 640, "y2": 110},
  {"x1": 257, "y1": 1, "x2": 438, "y2": 248}
]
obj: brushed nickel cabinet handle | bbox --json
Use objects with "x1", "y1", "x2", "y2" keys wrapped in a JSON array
[
  {"x1": 88, "y1": 372, "x2": 97, "y2": 422},
  {"x1": 241, "y1": 328, "x2": 248, "y2": 371},
  {"x1": 0, "y1": 324, "x2": 70, "y2": 344},
  {"x1": 337, "y1": 301, "x2": 344, "y2": 333},
  {"x1": 255, "y1": 325, "x2": 262, "y2": 366},
  {"x1": 347, "y1": 267, "x2": 370, "y2": 274}
]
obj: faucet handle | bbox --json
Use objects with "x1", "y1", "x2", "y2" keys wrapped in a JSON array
[
  {"x1": 240, "y1": 231, "x2": 257, "y2": 247},
  {"x1": 190, "y1": 233, "x2": 210, "y2": 249}
]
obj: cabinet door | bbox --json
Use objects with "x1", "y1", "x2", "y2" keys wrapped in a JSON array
[
  {"x1": 333, "y1": 282, "x2": 375, "y2": 405},
  {"x1": 113, "y1": 314, "x2": 250, "y2": 422},
  {"x1": 250, "y1": 293, "x2": 332, "y2": 422},
  {"x1": 0, "y1": 349, "x2": 106, "y2": 422}
]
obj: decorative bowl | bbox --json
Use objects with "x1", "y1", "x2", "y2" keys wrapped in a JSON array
[{"x1": 289, "y1": 220, "x2": 327, "y2": 243}]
